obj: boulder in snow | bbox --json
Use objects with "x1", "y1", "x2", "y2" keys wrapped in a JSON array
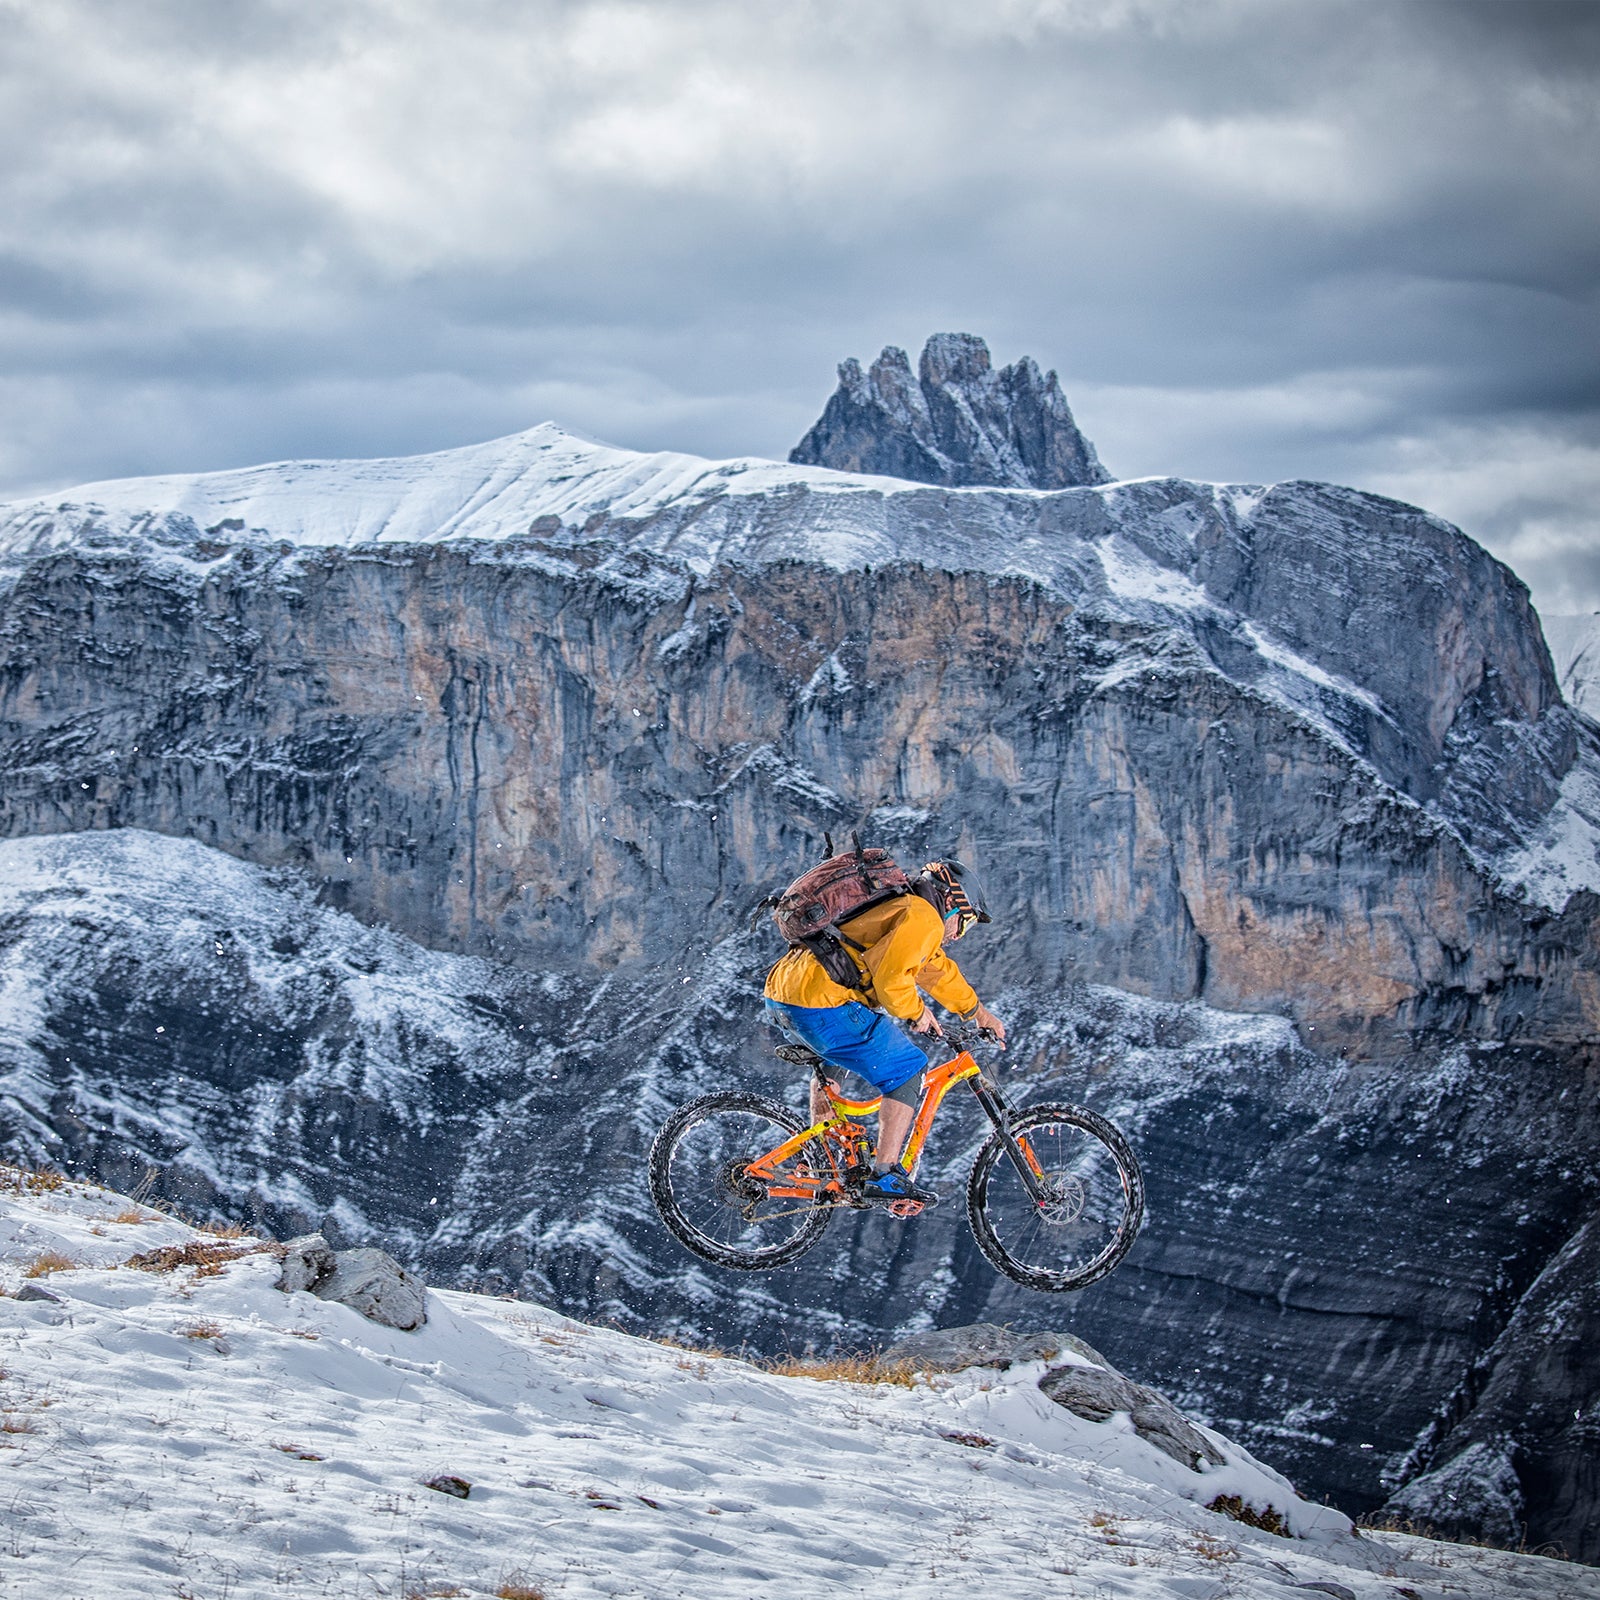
[
  {"x1": 275, "y1": 1233, "x2": 336, "y2": 1294},
  {"x1": 312, "y1": 1247, "x2": 427, "y2": 1331},
  {"x1": 1038, "y1": 1363, "x2": 1225, "y2": 1473},
  {"x1": 884, "y1": 1321, "x2": 1105, "y2": 1372},
  {"x1": 14, "y1": 1282, "x2": 64, "y2": 1304}
]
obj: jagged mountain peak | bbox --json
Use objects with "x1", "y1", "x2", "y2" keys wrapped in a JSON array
[{"x1": 790, "y1": 331, "x2": 1112, "y2": 490}]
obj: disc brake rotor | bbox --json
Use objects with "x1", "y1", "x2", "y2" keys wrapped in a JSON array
[
  {"x1": 717, "y1": 1158, "x2": 769, "y2": 1216},
  {"x1": 1034, "y1": 1173, "x2": 1088, "y2": 1226}
]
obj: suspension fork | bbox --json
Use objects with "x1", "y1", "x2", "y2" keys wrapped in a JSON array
[{"x1": 967, "y1": 1077, "x2": 1047, "y2": 1204}]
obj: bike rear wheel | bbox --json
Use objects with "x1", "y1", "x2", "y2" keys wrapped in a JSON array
[
  {"x1": 966, "y1": 1102, "x2": 1144, "y2": 1293},
  {"x1": 649, "y1": 1091, "x2": 833, "y2": 1270}
]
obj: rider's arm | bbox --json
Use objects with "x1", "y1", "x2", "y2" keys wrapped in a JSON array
[{"x1": 916, "y1": 949, "x2": 979, "y2": 1016}]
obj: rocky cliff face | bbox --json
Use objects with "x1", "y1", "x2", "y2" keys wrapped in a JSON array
[
  {"x1": 0, "y1": 408, "x2": 1597, "y2": 1556},
  {"x1": 1384, "y1": 1209, "x2": 1600, "y2": 1555},
  {"x1": 789, "y1": 333, "x2": 1111, "y2": 489},
  {"x1": 0, "y1": 519, "x2": 1590, "y2": 1051}
]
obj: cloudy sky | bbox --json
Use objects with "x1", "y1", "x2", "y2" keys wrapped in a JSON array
[{"x1": 2, "y1": 0, "x2": 1596, "y2": 612}]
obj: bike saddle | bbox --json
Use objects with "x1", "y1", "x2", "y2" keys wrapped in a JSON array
[{"x1": 773, "y1": 1042, "x2": 824, "y2": 1067}]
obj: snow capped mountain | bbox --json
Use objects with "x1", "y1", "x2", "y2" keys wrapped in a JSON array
[
  {"x1": 0, "y1": 422, "x2": 892, "y2": 569},
  {"x1": 4, "y1": 1164, "x2": 1590, "y2": 1600},
  {"x1": 1, "y1": 416, "x2": 1590, "y2": 902}
]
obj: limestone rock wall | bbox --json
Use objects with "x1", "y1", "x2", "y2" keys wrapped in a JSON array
[{"x1": 0, "y1": 545, "x2": 1593, "y2": 1053}]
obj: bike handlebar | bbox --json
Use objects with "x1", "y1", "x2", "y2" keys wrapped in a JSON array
[{"x1": 937, "y1": 1020, "x2": 1001, "y2": 1054}]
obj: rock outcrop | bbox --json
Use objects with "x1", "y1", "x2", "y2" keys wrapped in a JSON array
[
  {"x1": 884, "y1": 1321, "x2": 1103, "y2": 1372},
  {"x1": 884, "y1": 1320, "x2": 1227, "y2": 1475},
  {"x1": 275, "y1": 1234, "x2": 336, "y2": 1294},
  {"x1": 789, "y1": 333, "x2": 1111, "y2": 488},
  {"x1": 313, "y1": 1247, "x2": 427, "y2": 1331},
  {"x1": 1039, "y1": 1362, "x2": 1227, "y2": 1473},
  {"x1": 275, "y1": 1230, "x2": 427, "y2": 1329}
]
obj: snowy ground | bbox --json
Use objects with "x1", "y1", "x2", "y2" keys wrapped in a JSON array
[{"x1": 1, "y1": 1169, "x2": 1590, "y2": 1600}]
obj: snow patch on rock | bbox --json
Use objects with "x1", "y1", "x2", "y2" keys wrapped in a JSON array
[
  {"x1": 1494, "y1": 739, "x2": 1600, "y2": 907},
  {"x1": 1543, "y1": 611, "x2": 1600, "y2": 718}
]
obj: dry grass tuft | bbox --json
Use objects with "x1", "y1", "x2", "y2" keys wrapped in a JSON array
[
  {"x1": 274, "y1": 1442, "x2": 326, "y2": 1461},
  {"x1": 402, "y1": 1587, "x2": 469, "y2": 1599},
  {"x1": 1088, "y1": 1510, "x2": 1125, "y2": 1545},
  {"x1": 762, "y1": 1352, "x2": 918, "y2": 1387},
  {"x1": 651, "y1": 1332, "x2": 727, "y2": 1357},
  {"x1": 125, "y1": 1239, "x2": 261, "y2": 1276},
  {"x1": 111, "y1": 1208, "x2": 155, "y2": 1224},
  {"x1": 176, "y1": 1319, "x2": 226, "y2": 1341},
  {"x1": 1, "y1": 1164, "x2": 66, "y2": 1195},
  {"x1": 196, "y1": 1219, "x2": 250, "y2": 1239},
  {"x1": 1207, "y1": 1493, "x2": 1291, "y2": 1537},
  {"x1": 284, "y1": 1328, "x2": 320, "y2": 1341},
  {"x1": 1187, "y1": 1529, "x2": 1239, "y2": 1564},
  {"x1": 23, "y1": 1251, "x2": 76, "y2": 1278},
  {"x1": 495, "y1": 1579, "x2": 547, "y2": 1600},
  {"x1": 1, "y1": 1413, "x2": 39, "y2": 1436}
]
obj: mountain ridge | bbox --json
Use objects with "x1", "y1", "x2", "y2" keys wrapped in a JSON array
[{"x1": 1, "y1": 420, "x2": 1591, "y2": 913}]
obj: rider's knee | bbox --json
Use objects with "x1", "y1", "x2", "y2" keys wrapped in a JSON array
[{"x1": 882, "y1": 1074, "x2": 922, "y2": 1110}]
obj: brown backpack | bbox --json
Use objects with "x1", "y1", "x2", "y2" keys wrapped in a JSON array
[{"x1": 772, "y1": 835, "x2": 913, "y2": 990}]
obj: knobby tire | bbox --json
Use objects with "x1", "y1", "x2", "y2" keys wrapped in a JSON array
[
  {"x1": 648, "y1": 1090, "x2": 833, "y2": 1271},
  {"x1": 966, "y1": 1101, "x2": 1145, "y2": 1293}
]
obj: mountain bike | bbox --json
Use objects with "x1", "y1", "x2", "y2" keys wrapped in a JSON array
[{"x1": 648, "y1": 1024, "x2": 1144, "y2": 1293}]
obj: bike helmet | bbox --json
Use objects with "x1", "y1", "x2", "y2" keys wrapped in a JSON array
[{"x1": 920, "y1": 859, "x2": 991, "y2": 939}]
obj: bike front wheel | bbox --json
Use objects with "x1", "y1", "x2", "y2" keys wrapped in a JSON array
[
  {"x1": 649, "y1": 1091, "x2": 833, "y2": 1271},
  {"x1": 966, "y1": 1102, "x2": 1144, "y2": 1293}
]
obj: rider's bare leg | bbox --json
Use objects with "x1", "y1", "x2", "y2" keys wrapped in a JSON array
[
  {"x1": 809, "y1": 1076, "x2": 836, "y2": 1125},
  {"x1": 875, "y1": 1097, "x2": 915, "y2": 1170}
]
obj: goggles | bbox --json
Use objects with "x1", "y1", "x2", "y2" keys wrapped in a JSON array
[{"x1": 942, "y1": 879, "x2": 980, "y2": 939}]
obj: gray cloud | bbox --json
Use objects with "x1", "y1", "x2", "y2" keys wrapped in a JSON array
[{"x1": 0, "y1": 0, "x2": 1595, "y2": 609}]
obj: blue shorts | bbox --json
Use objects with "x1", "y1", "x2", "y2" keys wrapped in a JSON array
[{"x1": 764, "y1": 998, "x2": 927, "y2": 1095}]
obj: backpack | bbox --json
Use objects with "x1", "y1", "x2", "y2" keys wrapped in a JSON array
[{"x1": 772, "y1": 834, "x2": 913, "y2": 991}]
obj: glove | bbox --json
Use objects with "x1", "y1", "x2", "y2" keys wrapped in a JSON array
[{"x1": 972, "y1": 1003, "x2": 1007, "y2": 1049}]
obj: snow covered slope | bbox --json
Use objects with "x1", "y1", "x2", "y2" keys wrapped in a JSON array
[
  {"x1": 3, "y1": 1165, "x2": 1588, "y2": 1600},
  {"x1": 0, "y1": 424, "x2": 898, "y2": 567}
]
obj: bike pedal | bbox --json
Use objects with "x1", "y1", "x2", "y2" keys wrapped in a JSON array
[{"x1": 887, "y1": 1199, "x2": 925, "y2": 1219}]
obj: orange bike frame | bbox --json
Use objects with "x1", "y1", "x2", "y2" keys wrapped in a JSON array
[{"x1": 743, "y1": 1049, "x2": 1045, "y2": 1206}]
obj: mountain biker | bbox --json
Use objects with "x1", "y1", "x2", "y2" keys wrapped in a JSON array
[{"x1": 763, "y1": 859, "x2": 1007, "y2": 1207}]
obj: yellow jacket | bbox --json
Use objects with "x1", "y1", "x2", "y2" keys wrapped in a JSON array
[{"x1": 763, "y1": 892, "x2": 979, "y2": 1019}]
